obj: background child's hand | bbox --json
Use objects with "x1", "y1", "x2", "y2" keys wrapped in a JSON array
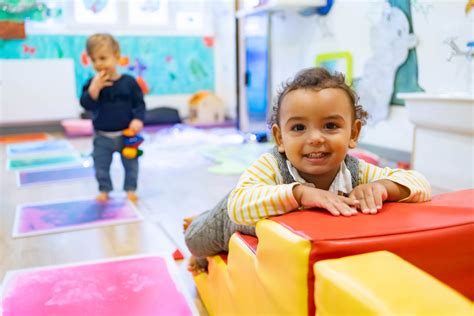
[
  {"x1": 294, "y1": 185, "x2": 359, "y2": 217},
  {"x1": 349, "y1": 181, "x2": 388, "y2": 214},
  {"x1": 88, "y1": 71, "x2": 113, "y2": 100},
  {"x1": 129, "y1": 119, "x2": 144, "y2": 133}
]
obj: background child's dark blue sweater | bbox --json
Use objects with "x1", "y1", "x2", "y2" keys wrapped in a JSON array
[{"x1": 80, "y1": 74, "x2": 146, "y2": 132}]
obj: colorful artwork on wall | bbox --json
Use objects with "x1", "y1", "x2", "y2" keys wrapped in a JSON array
[
  {"x1": 17, "y1": 165, "x2": 95, "y2": 187},
  {"x1": 1, "y1": 255, "x2": 197, "y2": 315},
  {"x1": 0, "y1": 0, "x2": 62, "y2": 22},
  {"x1": 315, "y1": 51, "x2": 353, "y2": 86},
  {"x1": 389, "y1": 0, "x2": 424, "y2": 105},
  {"x1": 128, "y1": 0, "x2": 168, "y2": 25},
  {"x1": 0, "y1": 35, "x2": 215, "y2": 96},
  {"x1": 13, "y1": 198, "x2": 143, "y2": 237},
  {"x1": 74, "y1": 0, "x2": 117, "y2": 24},
  {"x1": 356, "y1": 2, "x2": 420, "y2": 123},
  {"x1": 83, "y1": 0, "x2": 110, "y2": 13}
]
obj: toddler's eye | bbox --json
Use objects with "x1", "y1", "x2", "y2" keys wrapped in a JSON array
[
  {"x1": 291, "y1": 124, "x2": 305, "y2": 132},
  {"x1": 325, "y1": 122, "x2": 338, "y2": 129}
]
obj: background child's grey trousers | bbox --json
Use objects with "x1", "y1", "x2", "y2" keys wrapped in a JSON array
[
  {"x1": 184, "y1": 193, "x2": 256, "y2": 258},
  {"x1": 92, "y1": 134, "x2": 138, "y2": 192}
]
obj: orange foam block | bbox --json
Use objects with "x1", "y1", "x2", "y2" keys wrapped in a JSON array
[{"x1": 0, "y1": 133, "x2": 49, "y2": 144}]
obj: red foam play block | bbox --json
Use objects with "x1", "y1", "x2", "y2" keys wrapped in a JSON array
[{"x1": 269, "y1": 189, "x2": 474, "y2": 315}]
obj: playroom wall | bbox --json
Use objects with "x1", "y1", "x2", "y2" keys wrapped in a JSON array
[
  {"x1": 0, "y1": 0, "x2": 237, "y2": 124},
  {"x1": 268, "y1": 0, "x2": 473, "y2": 153}
]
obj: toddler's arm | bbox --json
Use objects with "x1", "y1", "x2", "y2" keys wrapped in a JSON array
[
  {"x1": 128, "y1": 119, "x2": 144, "y2": 133},
  {"x1": 88, "y1": 71, "x2": 113, "y2": 100},
  {"x1": 227, "y1": 153, "x2": 299, "y2": 225},
  {"x1": 130, "y1": 77, "x2": 146, "y2": 124},
  {"x1": 293, "y1": 185, "x2": 359, "y2": 217},
  {"x1": 227, "y1": 153, "x2": 358, "y2": 224},
  {"x1": 79, "y1": 72, "x2": 113, "y2": 110},
  {"x1": 348, "y1": 161, "x2": 431, "y2": 214}
]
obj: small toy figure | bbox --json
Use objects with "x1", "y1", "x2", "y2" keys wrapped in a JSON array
[{"x1": 122, "y1": 128, "x2": 144, "y2": 159}]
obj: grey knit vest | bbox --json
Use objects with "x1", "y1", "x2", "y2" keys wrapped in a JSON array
[{"x1": 271, "y1": 146, "x2": 360, "y2": 188}]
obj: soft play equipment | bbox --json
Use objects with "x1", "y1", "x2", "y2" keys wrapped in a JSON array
[
  {"x1": 61, "y1": 119, "x2": 93, "y2": 137},
  {"x1": 122, "y1": 128, "x2": 144, "y2": 159},
  {"x1": 193, "y1": 189, "x2": 474, "y2": 315},
  {"x1": 348, "y1": 148, "x2": 380, "y2": 166},
  {"x1": 144, "y1": 107, "x2": 181, "y2": 126},
  {"x1": 0, "y1": 133, "x2": 49, "y2": 144},
  {"x1": 315, "y1": 251, "x2": 472, "y2": 315}
]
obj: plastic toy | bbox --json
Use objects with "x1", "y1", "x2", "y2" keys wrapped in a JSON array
[{"x1": 122, "y1": 128, "x2": 144, "y2": 159}]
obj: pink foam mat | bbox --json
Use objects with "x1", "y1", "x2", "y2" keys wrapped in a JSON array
[{"x1": 1, "y1": 255, "x2": 197, "y2": 316}]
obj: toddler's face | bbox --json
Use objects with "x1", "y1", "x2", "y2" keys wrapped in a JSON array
[
  {"x1": 272, "y1": 88, "x2": 361, "y2": 186},
  {"x1": 89, "y1": 45, "x2": 120, "y2": 77}
]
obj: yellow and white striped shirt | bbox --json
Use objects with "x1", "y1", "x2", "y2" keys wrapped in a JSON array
[{"x1": 227, "y1": 152, "x2": 431, "y2": 225}]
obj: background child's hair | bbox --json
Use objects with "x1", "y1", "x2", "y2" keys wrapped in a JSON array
[
  {"x1": 269, "y1": 67, "x2": 368, "y2": 127},
  {"x1": 86, "y1": 33, "x2": 120, "y2": 56}
]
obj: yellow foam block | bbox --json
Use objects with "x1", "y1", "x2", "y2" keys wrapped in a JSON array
[
  {"x1": 314, "y1": 251, "x2": 473, "y2": 316},
  {"x1": 194, "y1": 220, "x2": 312, "y2": 315}
]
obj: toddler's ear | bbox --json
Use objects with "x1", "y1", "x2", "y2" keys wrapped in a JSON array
[
  {"x1": 349, "y1": 119, "x2": 362, "y2": 149},
  {"x1": 271, "y1": 124, "x2": 285, "y2": 153}
]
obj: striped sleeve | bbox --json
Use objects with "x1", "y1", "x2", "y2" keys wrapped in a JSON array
[
  {"x1": 358, "y1": 160, "x2": 432, "y2": 202},
  {"x1": 227, "y1": 153, "x2": 300, "y2": 225}
]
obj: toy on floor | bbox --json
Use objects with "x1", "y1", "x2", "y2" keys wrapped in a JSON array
[
  {"x1": 188, "y1": 91, "x2": 225, "y2": 124},
  {"x1": 122, "y1": 128, "x2": 144, "y2": 159},
  {"x1": 173, "y1": 249, "x2": 184, "y2": 261}
]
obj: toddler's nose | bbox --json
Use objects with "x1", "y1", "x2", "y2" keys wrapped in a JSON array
[{"x1": 308, "y1": 130, "x2": 325, "y2": 145}]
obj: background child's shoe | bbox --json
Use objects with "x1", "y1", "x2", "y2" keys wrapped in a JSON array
[
  {"x1": 96, "y1": 192, "x2": 108, "y2": 203},
  {"x1": 127, "y1": 191, "x2": 138, "y2": 202}
]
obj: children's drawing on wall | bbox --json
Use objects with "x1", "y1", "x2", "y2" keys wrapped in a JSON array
[
  {"x1": 356, "y1": 1, "x2": 421, "y2": 123},
  {"x1": 188, "y1": 57, "x2": 209, "y2": 82},
  {"x1": 315, "y1": 52, "x2": 353, "y2": 86},
  {"x1": 410, "y1": 0, "x2": 434, "y2": 17},
  {"x1": 176, "y1": 11, "x2": 204, "y2": 31},
  {"x1": 0, "y1": 0, "x2": 61, "y2": 39},
  {"x1": 128, "y1": 58, "x2": 150, "y2": 94},
  {"x1": 0, "y1": 0, "x2": 61, "y2": 22},
  {"x1": 74, "y1": 0, "x2": 117, "y2": 24},
  {"x1": 0, "y1": 35, "x2": 215, "y2": 96},
  {"x1": 22, "y1": 44, "x2": 36, "y2": 55},
  {"x1": 128, "y1": 0, "x2": 168, "y2": 25}
]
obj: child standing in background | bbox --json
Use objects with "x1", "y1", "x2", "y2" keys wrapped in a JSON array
[
  {"x1": 184, "y1": 67, "x2": 431, "y2": 273},
  {"x1": 80, "y1": 33, "x2": 146, "y2": 202}
]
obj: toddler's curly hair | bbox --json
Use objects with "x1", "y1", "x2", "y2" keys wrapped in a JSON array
[{"x1": 268, "y1": 67, "x2": 368, "y2": 128}]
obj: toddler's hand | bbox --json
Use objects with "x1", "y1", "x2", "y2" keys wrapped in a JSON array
[
  {"x1": 88, "y1": 71, "x2": 113, "y2": 99},
  {"x1": 129, "y1": 119, "x2": 144, "y2": 133},
  {"x1": 294, "y1": 185, "x2": 359, "y2": 217},
  {"x1": 349, "y1": 181, "x2": 388, "y2": 214}
]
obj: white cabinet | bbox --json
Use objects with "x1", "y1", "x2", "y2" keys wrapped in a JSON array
[{"x1": 399, "y1": 93, "x2": 474, "y2": 192}]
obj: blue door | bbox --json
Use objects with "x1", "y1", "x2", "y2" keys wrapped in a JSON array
[{"x1": 244, "y1": 14, "x2": 269, "y2": 132}]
